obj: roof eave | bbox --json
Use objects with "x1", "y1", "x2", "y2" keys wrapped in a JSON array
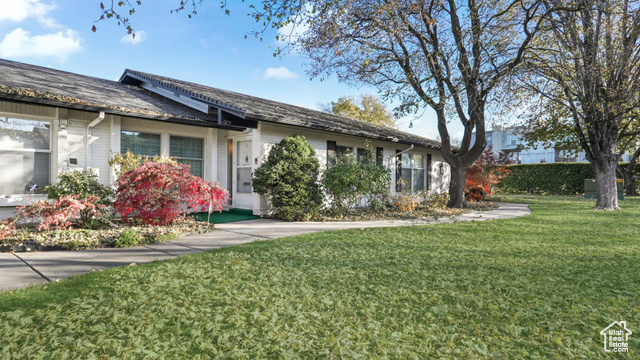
[
  {"x1": 0, "y1": 93, "x2": 244, "y2": 130},
  {"x1": 251, "y1": 115, "x2": 441, "y2": 150}
]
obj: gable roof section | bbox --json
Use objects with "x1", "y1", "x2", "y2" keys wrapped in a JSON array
[
  {"x1": 0, "y1": 58, "x2": 226, "y2": 128},
  {"x1": 120, "y1": 69, "x2": 442, "y2": 149},
  {"x1": 0, "y1": 58, "x2": 442, "y2": 149}
]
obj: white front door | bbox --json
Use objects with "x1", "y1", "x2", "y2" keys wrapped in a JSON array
[{"x1": 233, "y1": 139, "x2": 253, "y2": 209}]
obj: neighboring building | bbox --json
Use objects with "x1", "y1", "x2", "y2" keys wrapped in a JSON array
[
  {"x1": 0, "y1": 59, "x2": 450, "y2": 219},
  {"x1": 471, "y1": 126, "x2": 631, "y2": 164}
]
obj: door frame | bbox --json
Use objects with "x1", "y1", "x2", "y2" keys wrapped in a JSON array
[{"x1": 230, "y1": 135, "x2": 253, "y2": 210}]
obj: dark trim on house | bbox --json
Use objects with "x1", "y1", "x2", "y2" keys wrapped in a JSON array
[
  {"x1": 427, "y1": 154, "x2": 432, "y2": 191},
  {"x1": 396, "y1": 149, "x2": 402, "y2": 192},
  {"x1": 327, "y1": 140, "x2": 336, "y2": 166},
  {"x1": 376, "y1": 147, "x2": 384, "y2": 166}
]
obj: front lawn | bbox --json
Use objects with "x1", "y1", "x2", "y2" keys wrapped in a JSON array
[{"x1": 1, "y1": 196, "x2": 638, "y2": 358}]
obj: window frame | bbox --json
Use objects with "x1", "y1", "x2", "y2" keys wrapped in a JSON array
[
  {"x1": 0, "y1": 114, "x2": 53, "y2": 195},
  {"x1": 120, "y1": 130, "x2": 162, "y2": 157},
  {"x1": 169, "y1": 135, "x2": 205, "y2": 178},
  {"x1": 120, "y1": 129, "x2": 207, "y2": 179},
  {"x1": 327, "y1": 140, "x2": 355, "y2": 165},
  {"x1": 398, "y1": 152, "x2": 426, "y2": 193}
]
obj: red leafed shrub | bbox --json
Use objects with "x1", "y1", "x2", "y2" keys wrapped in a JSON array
[
  {"x1": 114, "y1": 161, "x2": 229, "y2": 225},
  {"x1": 0, "y1": 195, "x2": 107, "y2": 240},
  {"x1": 465, "y1": 147, "x2": 513, "y2": 201},
  {"x1": 0, "y1": 218, "x2": 16, "y2": 240},
  {"x1": 21, "y1": 195, "x2": 105, "y2": 231}
]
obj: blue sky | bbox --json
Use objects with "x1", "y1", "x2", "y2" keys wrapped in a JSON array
[{"x1": 0, "y1": 0, "x2": 463, "y2": 140}]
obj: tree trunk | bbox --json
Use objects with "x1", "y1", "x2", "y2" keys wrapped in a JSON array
[
  {"x1": 592, "y1": 159, "x2": 621, "y2": 210},
  {"x1": 447, "y1": 166, "x2": 466, "y2": 208},
  {"x1": 617, "y1": 164, "x2": 638, "y2": 196}
]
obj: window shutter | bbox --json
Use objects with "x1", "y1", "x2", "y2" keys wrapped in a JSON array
[
  {"x1": 395, "y1": 149, "x2": 402, "y2": 192},
  {"x1": 327, "y1": 140, "x2": 337, "y2": 166},
  {"x1": 376, "y1": 147, "x2": 384, "y2": 166},
  {"x1": 427, "y1": 154, "x2": 432, "y2": 191}
]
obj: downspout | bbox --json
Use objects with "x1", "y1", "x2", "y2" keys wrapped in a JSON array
[
  {"x1": 85, "y1": 112, "x2": 106, "y2": 171},
  {"x1": 387, "y1": 144, "x2": 414, "y2": 193},
  {"x1": 387, "y1": 144, "x2": 414, "y2": 162}
]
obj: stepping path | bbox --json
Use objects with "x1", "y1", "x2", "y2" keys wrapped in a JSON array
[{"x1": 0, "y1": 202, "x2": 530, "y2": 291}]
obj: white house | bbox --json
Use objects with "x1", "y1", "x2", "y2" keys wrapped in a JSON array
[{"x1": 0, "y1": 59, "x2": 449, "y2": 219}]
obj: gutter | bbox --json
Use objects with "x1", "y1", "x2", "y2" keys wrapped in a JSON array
[{"x1": 85, "y1": 111, "x2": 105, "y2": 171}]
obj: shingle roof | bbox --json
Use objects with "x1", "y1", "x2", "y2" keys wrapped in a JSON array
[
  {"x1": 122, "y1": 69, "x2": 442, "y2": 149},
  {"x1": 0, "y1": 58, "x2": 441, "y2": 149},
  {"x1": 0, "y1": 58, "x2": 219, "y2": 127}
]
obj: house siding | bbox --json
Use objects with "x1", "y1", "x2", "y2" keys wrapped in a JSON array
[
  {"x1": 0, "y1": 101, "x2": 449, "y2": 219},
  {"x1": 0, "y1": 101, "x2": 228, "y2": 218},
  {"x1": 255, "y1": 122, "x2": 449, "y2": 215}
]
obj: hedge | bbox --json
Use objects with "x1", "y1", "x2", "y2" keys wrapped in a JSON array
[
  {"x1": 496, "y1": 163, "x2": 595, "y2": 194},
  {"x1": 497, "y1": 162, "x2": 640, "y2": 194}
]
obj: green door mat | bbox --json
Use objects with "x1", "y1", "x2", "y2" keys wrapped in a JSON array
[{"x1": 192, "y1": 209, "x2": 260, "y2": 224}]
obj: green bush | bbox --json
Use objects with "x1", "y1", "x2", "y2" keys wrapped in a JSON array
[
  {"x1": 44, "y1": 170, "x2": 115, "y2": 228},
  {"x1": 496, "y1": 163, "x2": 595, "y2": 194},
  {"x1": 323, "y1": 150, "x2": 391, "y2": 216},
  {"x1": 497, "y1": 162, "x2": 640, "y2": 194},
  {"x1": 497, "y1": 163, "x2": 640, "y2": 195},
  {"x1": 252, "y1": 135, "x2": 323, "y2": 221},
  {"x1": 115, "y1": 229, "x2": 143, "y2": 248}
]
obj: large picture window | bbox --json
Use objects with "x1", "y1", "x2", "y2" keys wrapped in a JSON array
[
  {"x1": 400, "y1": 153, "x2": 425, "y2": 192},
  {"x1": 170, "y1": 136, "x2": 204, "y2": 177},
  {"x1": 120, "y1": 131, "x2": 161, "y2": 157},
  {"x1": 0, "y1": 117, "x2": 51, "y2": 194}
]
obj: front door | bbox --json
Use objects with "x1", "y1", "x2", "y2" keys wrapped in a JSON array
[{"x1": 233, "y1": 139, "x2": 253, "y2": 209}]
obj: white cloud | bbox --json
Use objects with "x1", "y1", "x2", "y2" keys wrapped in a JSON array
[
  {"x1": 276, "y1": 22, "x2": 309, "y2": 46},
  {"x1": 0, "y1": 28, "x2": 82, "y2": 60},
  {"x1": 0, "y1": 0, "x2": 59, "y2": 28},
  {"x1": 120, "y1": 30, "x2": 148, "y2": 45},
  {"x1": 263, "y1": 66, "x2": 299, "y2": 80}
]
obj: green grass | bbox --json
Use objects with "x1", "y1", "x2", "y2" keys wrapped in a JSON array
[{"x1": 1, "y1": 196, "x2": 639, "y2": 359}]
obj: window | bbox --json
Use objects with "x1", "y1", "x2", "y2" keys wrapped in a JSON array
[
  {"x1": 507, "y1": 135, "x2": 519, "y2": 146},
  {"x1": 486, "y1": 135, "x2": 492, "y2": 148},
  {"x1": 356, "y1": 147, "x2": 374, "y2": 164},
  {"x1": 170, "y1": 136, "x2": 204, "y2": 177},
  {"x1": 121, "y1": 131, "x2": 205, "y2": 177},
  {"x1": 376, "y1": 147, "x2": 384, "y2": 166},
  {"x1": 399, "y1": 153, "x2": 425, "y2": 192},
  {"x1": 327, "y1": 140, "x2": 354, "y2": 165},
  {"x1": 336, "y1": 145, "x2": 353, "y2": 159},
  {"x1": 0, "y1": 117, "x2": 51, "y2": 194},
  {"x1": 121, "y1": 131, "x2": 160, "y2": 157}
]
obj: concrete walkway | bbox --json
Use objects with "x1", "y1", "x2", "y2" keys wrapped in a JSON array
[{"x1": 0, "y1": 202, "x2": 530, "y2": 291}]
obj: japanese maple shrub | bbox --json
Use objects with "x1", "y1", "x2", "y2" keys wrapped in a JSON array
[
  {"x1": 465, "y1": 147, "x2": 513, "y2": 201},
  {"x1": 114, "y1": 161, "x2": 228, "y2": 225},
  {"x1": 252, "y1": 135, "x2": 323, "y2": 221},
  {"x1": 19, "y1": 195, "x2": 106, "y2": 230},
  {"x1": 0, "y1": 195, "x2": 107, "y2": 239}
]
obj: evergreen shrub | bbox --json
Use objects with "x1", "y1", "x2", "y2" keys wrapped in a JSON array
[{"x1": 252, "y1": 135, "x2": 323, "y2": 221}]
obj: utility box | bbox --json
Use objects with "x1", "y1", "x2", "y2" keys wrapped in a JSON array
[{"x1": 584, "y1": 179, "x2": 624, "y2": 200}]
